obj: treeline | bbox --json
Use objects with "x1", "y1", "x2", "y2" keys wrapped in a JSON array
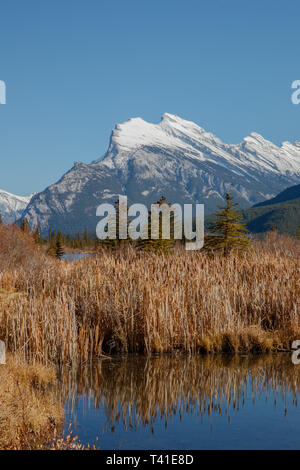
[
  {"x1": 0, "y1": 193, "x2": 252, "y2": 257},
  {"x1": 98, "y1": 193, "x2": 252, "y2": 256},
  {"x1": 3, "y1": 192, "x2": 299, "y2": 259},
  {"x1": 46, "y1": 228, "x2": 98, "y2": 251},
  {"x1": 17, "y1": 218, "x2": 98, "y2": 257}
]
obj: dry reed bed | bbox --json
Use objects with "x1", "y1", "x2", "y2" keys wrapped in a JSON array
[
  {"x1": 0, "y1": 354, "x2": 63, "y2": 449},
  {"x1": 0, "y1": 232, "x2": 299, "y2": 364}
]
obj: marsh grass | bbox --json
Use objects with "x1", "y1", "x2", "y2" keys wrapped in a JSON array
[
  {"x1": 0, "y1": 225, "x2": 299, "y2": 364},
  {"x1": 0, "y1": 354, "x2": 63, "y2": 449},
  {"x1": 0, "y1": 350, "x2": 94, "y2": 450}
]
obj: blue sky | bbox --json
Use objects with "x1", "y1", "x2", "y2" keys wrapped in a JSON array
[{"x1": 1, "y1": 0, "x2": 300, "y2": 195}]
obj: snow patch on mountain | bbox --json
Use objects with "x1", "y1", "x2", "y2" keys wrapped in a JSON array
[
  {"x1": 22, "y1": 113, "x2": 300, "y2": 234},
  {"x1": 0, "y1": 189, "x2": 33, "y2": 223},
  {"x1": 94, "y1": 114, "x2": 300, "y2": 179}
]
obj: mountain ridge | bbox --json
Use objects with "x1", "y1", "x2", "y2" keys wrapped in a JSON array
[
  {"x1": 0, "y1": 189, "x2": 32, "y2": 224},
  {"x1": 21, "y1": 113, "x2": 300, "y2": 235},
  {"x1": 238, "y1": 183, "x2": 300, "y2": 235},
  {"x1": 253, "y1": 183, "x2": 300, "y2": 208}
]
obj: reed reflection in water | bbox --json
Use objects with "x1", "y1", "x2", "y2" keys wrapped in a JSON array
[{"x1": 60, "y1": 354, "x2": 300, "y2": 449}]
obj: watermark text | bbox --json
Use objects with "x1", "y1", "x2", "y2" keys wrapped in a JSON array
[
  {"x1": 96, "y1": 196, "x2": 204, "y2": 251},
  {"x1": 0, "y1": 80, "x2": 6, "y2": 104},
  {"x1": 291, "y1": 80, "x2": 300, "y2": 105}
]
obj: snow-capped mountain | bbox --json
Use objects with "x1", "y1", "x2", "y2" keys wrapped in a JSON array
[
  {"x1": 0, "y1": 189, "x2": 32, "y2": 223},
  {"x1": 22, "y1": 113, "x2": 300, "y2": 234}
]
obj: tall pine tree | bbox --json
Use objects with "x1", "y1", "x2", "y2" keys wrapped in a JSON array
[
  {"x1": 138, "y1": 196, "x2": 176, "y2": 254},
  {"x1": 33, "y1": 224, "x2": 43, "y2": 244},
  {"x1": 100, "y1": 199, "x2": 129, "y2": 251},
  {"x1": 204, "y1": 193, "x2": 250, "y2": 256},
  {"x1": 20, "y1": 217, "x2": 29, "y2": 233},
  {"x1": 55, "y1": 232, "x2": 65, "y2": 259}
]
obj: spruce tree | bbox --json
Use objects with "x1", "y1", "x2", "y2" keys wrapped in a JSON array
[
  {"x1": 55, "y1": 233, "x2": 65, "y2": 259},
  {"x1": 204, "y1": 193, "x2": 250, "y2": 256},
  {"x1": 46, "y1": 229, "x2": 57, "y2": 256},
  {"x1": 100, "y1": 199, "x2": 129, "y2": 251},
  {"x1": 20, "y1": 217, "x2": 29, "y2": 233},
  {"x1": 76, "y1": 232, "x2": 83, "y2": 250},
  {"x1": 83, "y1": 229, "x2": 89, "y2": 245},
  {"x1": 50, "y1": 230, "x2": 56, "y2": 250},
  {"x1": 33, "y1": 224, "x2": 43, "y2": 244},
  {"x1": 138, "y1": 196, "x2": 176, "y2": 254}
]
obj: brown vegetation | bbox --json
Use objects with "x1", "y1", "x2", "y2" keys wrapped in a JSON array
[
  {"x1": 0, "y1": 354, "x2": 63, "y2": 449},
  {"x1": 0, "y1": 224, "x2": 299, "y2": 364}
]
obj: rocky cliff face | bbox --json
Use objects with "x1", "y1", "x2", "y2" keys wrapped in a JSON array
[{"x1": 22, "y1": 113, "x2": 300, "y2": 234}]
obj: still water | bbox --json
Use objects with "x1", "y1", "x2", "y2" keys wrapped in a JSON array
[
  {"x1": 61, "y1": 354, "x2": 300, "y2": 449},
  {"x1": 62, "y1": 253, "x2": 93, "y2": 261}
]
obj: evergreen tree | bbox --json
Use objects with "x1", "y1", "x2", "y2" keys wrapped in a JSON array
[
  {"x1": 33, "y1": 224, "x2": 43, "y2": 244},
  {"x1": 50, "y1": 229, "x2": 56, "y2": 249},
  {"x1": 55, "y1": 233, "x2": 65, "y2": 259},
  {"x1": 0, "y1": 213, "x2": 2, "y2": 224},
  {"x1": 20, "y1": 217, "x2": 29, "y2": 233},
  {"x1": 75, "y1": 232, "x2": 83, "y2": 250},
  {"x1": 57, "y1": 231, "x2": 65, "y2": 245},
  {"x1": 46, "y1": 228, "x2": 57, "y2": 256},
  {"x1": 138, "y1": 196, "x2": 176, "y2": 253},
  {"x1": 83, "y1": 229, "x2": 89, "y2": 245},
  {"x1": 204, "y1": 193, "x2": 250, "y2": 256},
  {"x1": 100, "y1": 199, "x2": 129, "y2": 251}
]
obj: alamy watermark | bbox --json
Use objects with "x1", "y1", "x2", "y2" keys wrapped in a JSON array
[
  {"x1": 0, "y1": 80, "x2": 6, "y2": 104},
  {"x1": 0, "y1": 340, "x2": 6, "y2": 365},
  {"x1": 291, "y1": 80, "x2": 300, "y2": 105},
  {"x1": 291, "y1": 340, "x2": 300, "y2": 365},
  {"x1": 96, "y1": 195, "x2": 204, "y2": 251}
]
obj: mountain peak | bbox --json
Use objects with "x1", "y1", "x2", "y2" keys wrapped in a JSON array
[
  {"x1": 242, "y1": 132, "x2": 277, "y2": 147},
  {"x1": 104, "y1": 113, "x2": 205, "y2": 155},
  {"x1": 0, "y1": 188, "x2": 32, "y2": 223},
  {"x1": 22, "y1": 113, "x2": 300, "y2": 235},
  {"x1": 110, "y1": 116, "x2": 165, "y2": 151},
  {"x1": 161, "y1": 112, "x2": 183, "y2": 123}
]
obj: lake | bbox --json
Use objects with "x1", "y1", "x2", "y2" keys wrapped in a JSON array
[
  {"x1": 62, "y1": 253, "x2": 93, "y2": 261},
  {"x1": 60, "y1": 354, "x2": 300, "y2": 450}
]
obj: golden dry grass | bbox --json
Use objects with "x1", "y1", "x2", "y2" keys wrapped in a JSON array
[
  {"x1": 0, "y1": 226, "x2": 299, "y2": 364},
  {"x1": 0, "y1": 354, "x2": 63, "y2": 449}
]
